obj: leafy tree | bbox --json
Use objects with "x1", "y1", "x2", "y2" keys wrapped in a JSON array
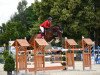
[
  {"x1": 35, "y1": 0, "x2": 95, "y2": 40},
  {"x1": 94, "y1": 0, "x2": 100, "y2": 45},
  {"x1": 0, "y1": 0, "x2": 36, "y2": 44},
  {"x1": 17, "y1": 0, "x2": 27, "y2": 13},
  {"x1": 4, "y1": 55, "x2": 15, "y2": 75},
  {"x1": 0, "y1": 0, "x2": 99, "y2": 46}
]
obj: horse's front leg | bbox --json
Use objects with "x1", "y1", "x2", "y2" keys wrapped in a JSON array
[{"x1": 57, "y1": 31, "x2": 62, "y2": 39}]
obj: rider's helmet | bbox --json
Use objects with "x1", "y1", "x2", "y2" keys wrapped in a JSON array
[{"x1": 48, "y1": 17, "x2": 52, "y2": 21}]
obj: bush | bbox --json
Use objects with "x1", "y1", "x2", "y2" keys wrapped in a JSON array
[
  {"x1": 4, "y1": 55, "x2": 15, "y2": 75},
  {"x1": 0, "y1": 54, "x2": 4, "y2": 63},
  {"x1": 3, "y1": 50, "x2": 9, "y2": 60}
]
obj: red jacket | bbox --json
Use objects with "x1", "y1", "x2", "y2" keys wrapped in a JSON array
[{"x1": 40, "y1": 20, "x2": 51, "y2": 28}]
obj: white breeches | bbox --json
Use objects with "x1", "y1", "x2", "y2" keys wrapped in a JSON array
[{"x1": 40, "y1": 26, "x2": 44, "y2": 33}]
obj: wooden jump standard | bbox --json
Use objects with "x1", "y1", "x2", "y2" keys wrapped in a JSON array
[
  {"x1": 30, "y1": 38, "x2": 65, "y2": 73},
  {"x1": 64, "y1": 37, "x2": 93, "y2": 70},
  {"x1": 33, "y1": 39, "x2": 48, "y2": 73},
  {"x1": 81, "y1": 37, "x2": 93, "y2": 70},
  {"x1": 64, "y1": 38, "x2": 78, "y2": 69},
  {"x1": 12, "y1": 39, "x2": 30, "y2": 73}
]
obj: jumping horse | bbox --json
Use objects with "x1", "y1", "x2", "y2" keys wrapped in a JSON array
[
  {"x1": 29, "y1": 25, "x2": 63, "y2": 50},
  {"x1": 29, "y1": 25, "x2": 63, "y2": 44}
]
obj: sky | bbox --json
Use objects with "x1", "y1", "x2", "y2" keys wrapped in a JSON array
[{"x1": 0, "y1": 0, "x2": 34, "y2": 26}]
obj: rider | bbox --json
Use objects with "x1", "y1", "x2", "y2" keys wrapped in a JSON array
[{"x1": 40, "y1": 17, "x2": 52, "y2": 38}]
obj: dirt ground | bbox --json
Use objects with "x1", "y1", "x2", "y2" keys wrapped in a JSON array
[{"x1": 0, "y1": 61, "x2": 100, "y2": 75}]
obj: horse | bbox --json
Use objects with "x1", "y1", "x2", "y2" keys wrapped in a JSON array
[
  {"x1": 44, "y1": 25, "x2": 63, "y2": 42},
  {"x1": 29, "y1": 25, "x2": 63, "y2": 45}
]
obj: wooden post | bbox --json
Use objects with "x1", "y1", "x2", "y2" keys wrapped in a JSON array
[
  {"x1": 32, "y1": 39, "x2": 48, "y2": 74},
  {"x1": 12, "y1": 39, "x2": 30, "y2": 73},
  {"x1": 88, "y1": 45, "x2": 91, "y2": 69},
  {"x1": 72, "y1": 45, "x2": 75, "y2": 69},
  {"x1": 42, "y1": 45, "x2": 45, "y2": 71},
  {"x1": 82, "y1": 37, "x2": 85, "y2": 70},
  {"x1": 83, "y1": 50, "x2": 85, "y2": 70},
  {"x1": 82, "y1": 38, "x2": 92, "y2": 70},
  {"x1": 65, "y1": 39, "x2": 77, "y2": 70},
  {"x1": 34, "y1": 40, "x2": 37, "y2": 74},
  {"x1": 24, "y1": 47, "x2": 27, "y2": 72},
  {"x1": 15, "y1": 41, "x2": 19, "y2": 73}
]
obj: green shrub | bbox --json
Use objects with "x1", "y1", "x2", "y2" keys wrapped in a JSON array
[
  {"x1": 3, "y1": 50, "x2": 9, "y2": 60},
  {"x1": 4, "y1": 55, "x2": 15, "y2": 75}
]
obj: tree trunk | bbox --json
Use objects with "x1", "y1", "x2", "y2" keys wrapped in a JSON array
[{"x1": 7, "y1": 71, "x2": 12, "y2": 75}]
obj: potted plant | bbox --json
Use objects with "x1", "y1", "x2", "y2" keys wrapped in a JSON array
[{"x1": 4, "y1": 55, "x2": 15, "y2": 75}]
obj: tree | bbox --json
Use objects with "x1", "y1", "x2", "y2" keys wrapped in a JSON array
[
  {"x1": 0, "y1": 0, "x2": 97, "y2": 46},
  {"x1": 51, "y1": 0, "x2": 94, "y2": 39},
  {"x1": 94, "y1": 0, "x2": 100, "y2": 45},
  {"x1": 17, "y1": 0, "x2": 27, "y2": 13},
  {"x1": 4, "y1": 55, "x2": 15, "y2": 75},
  {"x1": 0, "y1": 0, "x2": 36, "y2": 45}
]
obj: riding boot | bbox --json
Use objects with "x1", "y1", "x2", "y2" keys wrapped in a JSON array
[{"x1": 41, "y1": 33, "x2": 45, "y2": 38}]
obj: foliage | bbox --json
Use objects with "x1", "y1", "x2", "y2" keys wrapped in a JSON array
[
  {"x1": 3, "y1": 50, "x2": 9, "y2": 61},
  {"x1": 4, "y1": 55, "x2": 15, "y2": 72},
  {"x1": 29, "y1": 21, "x2": 40, "y2": 36},
  {"x1": 0, "y1": 54, "x2": 4, "y2": 63},
  {"x1": 0, "y1": 0, "x2": 100, "y2": 46},
  {"x1": 32, "y1": 0, "x2": 95, "y2": 40}
]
